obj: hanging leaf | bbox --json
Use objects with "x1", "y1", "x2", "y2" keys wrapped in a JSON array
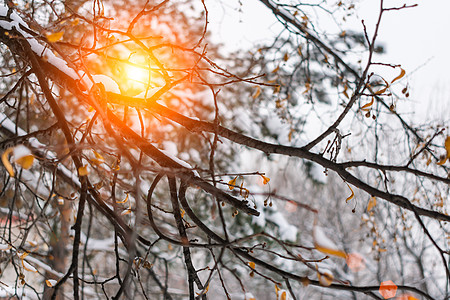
[
  {"x1": 374, "y1": 78, "x2": 389, "y2": 95},
  {"x1": 248, "y1": 261, "x2": 255, "y2": 269},
  {"x1": 252, "y1": 86, "x2": 261, "y2": 99},
  {"x1": 46, "y1": 279, "x2": 57, "y2": 287},
  {"x1": 260, "y1": 174, "x2": 270, "y2": 185},
  {"x1": 116, "y1": 193, "x2": 129, "y2": 204},
  {"x1": 345, "y1": 183, "x2": 354, "y2": 202},
  {"x1": 367, "y1": 196, "x2": 377, "y2": 212},
  {"x1": 1, "y1": 148, "x2": 14, "y2": 177},
  {"x1": 317, "y1": 270, "x2": 334, "y2": 286},
  {"x1": 228, "y1": 176, "x2": 237, "y2": 190},
  {"x1": 280, "y1": 291, "x2": 287, "y2": 300},
  {"x1": 46, "y1": 31, "x2": 64, "y2": 42},
  {"x1": 445, "y1": 136, "x2": 450, "y2": 158},
  {"x1": 361, "y1": 97, "x2": 374, "y2": 111},
  {"x1": 342, "y1": 83, "x2": 349, "y2": 99},
  {"x1": 391, "y1": 68, "x2": 405, "y2": 84}
]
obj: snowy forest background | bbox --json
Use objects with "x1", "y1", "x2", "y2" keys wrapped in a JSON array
[{"x1": 0, "y1": 0, "x2": 448, "y2": 299}]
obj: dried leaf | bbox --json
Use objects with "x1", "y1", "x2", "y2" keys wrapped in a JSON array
[
  {"x1": 116, "y1": 193, "x2": 129, "y2": 204},
  {"x1": 283, "y1": 53, "x2": 289, "y2": 61},
  {"x1": 391, "y1": 68, "x2": 405, "y2": 84},
  {"x1": 248, "y1": 261, "x2": 255, "y2": 269},
  {"x1": 313, "y1": 226, "x2": 347, "y2": 258},
  {"x1": 78, "y1": 165, "x2": 89, "y2": 176},
  {"x1": 252, "y1": 86, "x2": 261, "y2": 99},
  {"x1": 445, "y1": 136, "x2": 450, "y2": 158},
  {"x1": 437, "y1": 157, "x2": 448, "y2": 165},
  {"x1": 317, "y1": 270, "x2": 334, "y2": 286},
  {"x1": 15, "y1": 155, "x2": 34, "y2": 169},
  {"x1": 375, "y1": 78, "x2": 389, "y2": 95},
  {"x1": 281, "y1": 291, "x2": 287, "y2": 300},
  {"x1": 46, "y1": 31, "x2": 64, "y2": 42},
  {"x1": 228, "y1": 176, "x2": 237, "y2": 190},
  {"x1": 21, "y1": 258, "x2": 37, "y2": 273},
  {"x1": 1, "y1": 148, "x2": 14, "y2": 177},
  {"x1": 361, "y1": 97, "x2": 374, "y2": 111},
  {"x1": 367, "y1": 196, "x2": 377, "y2": 212},
  {"x1": 343, "y1": 83, "x2": 349, "y2": 99},
  {"x1": 345, "y1": 183, "x2": 354, "y2": 202},
  {"x1": 46, "y1": 279, "x2": 57, "y2": 287},
  {"x1": 260, "y1": 174, "x2": 270, "y2": 185}
]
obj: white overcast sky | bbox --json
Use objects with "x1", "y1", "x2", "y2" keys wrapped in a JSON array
[{"x1": 207, "y1": 0, "x2": 450, "y2": 124}]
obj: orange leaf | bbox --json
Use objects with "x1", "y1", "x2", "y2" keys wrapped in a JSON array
[
  {"x1": 46, "y1": 31, "x2": 64, "y2": 42},
  {"x1": 1, "y1": 148, "x2": 14, "y2": 177},
  {"x1": 317, "y1": 270, "x2": 334, "y2": 286},
  {"x1": 228, "y1": 176, "x2": 237, "y2": 190},
  {"x1": 367, "y1": 196, "x2": 377, "y2": 212},
  {"x1": 116, "y1": 193, "x2": 129, "y2": 204},
  {"x1": 248, "y1": 261, "x2": 255, "y2": 269},
  {"x1": 260, "y1": 174, "x2": 270, "y2": 185},
  {"x1": 345, "y1": 183, "x2": 354, "y2": 203},
  {"x1": 252, "y1": 86, "x2": 261, "y2": 99},
  {"x1": 445, "y1": 136, "x2": 450, "y2": 158},
  {"x1": 361, "y1": 97, "x2": 374, "y2": 111},
  {"x1": 78, "y1": 165, "x2": 89, "y2": 176},
  {"x1": 391, "y1": 68, "x2": 405, "y2": 84}
]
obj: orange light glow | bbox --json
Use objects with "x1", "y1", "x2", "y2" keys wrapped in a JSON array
[
  {"x1": 379, "y1": 280, "x2": 397, "y2": 299},
  {"x1": 124, "y1": 63, "x2": 149, "y2": 86}
]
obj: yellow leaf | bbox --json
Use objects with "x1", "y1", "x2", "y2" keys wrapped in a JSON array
[
  {"x1": 93, "y1": 150, "x2": 104, "y2": 161},
  {"x1": 317, "y1": 270, "x2": 334, "y2": 286},
  {"x1": 15, "y1": 155, "x2": 34, "y2": 169},
  {"x1": 343, "y1": 83, "x2": 349, "y2": 99},
  {"x1": 116, "y1": 193, "x2": 129, "y2": 204},
  {"x1": 275, "y1": 284, "x2": 281, "y2": 294},
  {"x1": 315, "y1": 244, "x2": 348, "y2": 258},
  {"x1": 46, "y1": 279, "x2": 57, "y2": 287},
  {"x1": 281, "y1": 291, "x2": 287, "y2": 300},
  {"x1": 1, "y1": 148, "x2": 14, "y2": 177},
  {"x1": 46, "y1": 31, "x2": 64, "y2": 42},
  {"x1": 273, "y1": 85, "x2": 281, "y2": 94},
  {"x1": 88, "y1": 106, "x2": 94, "y2": 112},
  {"x1": 228, "y1": 176, "x2": 237, "y2": 190},
  {"x1": 248, "y1": 262, "x2": 255, "y2": 269},
  {"x1": 313, "y1": 226, "x2": 347, "y2": 258},
  {"x1": 374, "y1": 78, "x2": 389, "y2": 95},
  {"x1": 78, "y1": 165, "x2": 88, "y2": 176},
  {"x1": 374, "y1": 85, "x2": 388, "y2": 95},
  {"x1": 121, "y1": 209, "x2": 131, "y2": 216},
  {"x1": 21, "y1": 257, "x2": 37, "y2": 273},
  {"x1": 260, "y1": 174, "x2": 270, "y2": 185},
  {"x1": 361, "y1": 97, "x2": 374, "y2": 111},
  {"x1": 345, "y1": 183, "x2": 354, "y2": 203},
  {"x1": 252, "y1": 86, "x2": 261, "y2": 99},
  {"x1": 445, "y1": 136, "x2": 450, "y2": 158},
  {"x1": 391, "y1": 68, "x2": 405, "y2": 84},
  {"x1": 367, "y1": 196, "x2": 377, "y2": 212},
  {"x1": 180, "y1": 208, "x2": 185, "y2": 218},
  {"x1": 437, "y1": 157, "x2": 448, "y2": 165},
  {"x1": 271, "y1": 66, "x2": 280, "y2": 73}
]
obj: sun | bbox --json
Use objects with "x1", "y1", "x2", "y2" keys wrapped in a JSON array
[{"x1": 124, "y1": 63, "x2": 148, "y2": 85}]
